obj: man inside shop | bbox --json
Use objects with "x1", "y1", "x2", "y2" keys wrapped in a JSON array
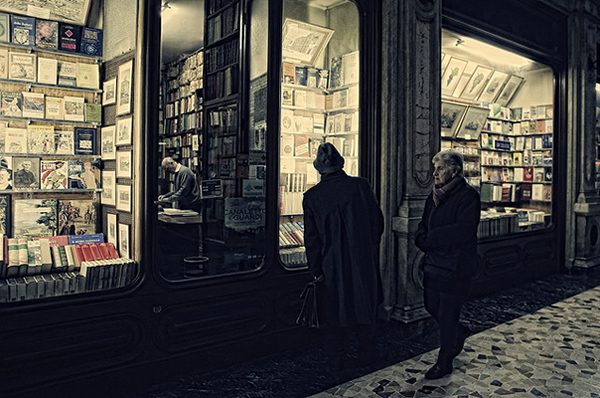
[{"x1": 158, "y1": 157, "x2": 202, "y2": 212}]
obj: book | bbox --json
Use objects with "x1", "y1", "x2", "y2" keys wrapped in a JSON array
[
  {"x1": 51, "y1": 245, "x2": 66, "y2": 272},
  {"x1": 6, "y1": 238, "x2": 19, "y2": 277},
  {"x1": 317, "y1": 68, "x2": 329, "y2": 90},
  {"x1": 68, "y1": 233, "x2": 104, "y2": 245},
  {"x1": 58, "y1": 199, "x2": 97, "y2": 236},
  {"x1": 0, "y1": 194, "x2": 10, "y2": 235},
  {"x1": 17, "y1": 238, "x2": 28, "y2": 276},
  {"x1": 5, "y1": 127, "x2": 27, "y2": 153},
  {"x1": 59, "y1": 23, "x2": 80, "y2": 52},
  {"x1": 38, "y1": 237, "x2": 52, "y2": 273},
  {"x1": 35, "y1": 19, "x2": 59, "y2": 49},
  {"x1": 21, "y1": 92, "x2": 44, "y2": 118},
  {"x1": 37, "y1": 57, "x2": 58, "y2": 85},
  {"x1": 76, "y1": 63, "x2": 99, "y2": 89},
  {"x1": 342, "y1": 51, "x2": 359, "y2": 85},
  {"x1": 282, "y1": 62, "x2": 295, "y2": 84},
  {"x1": 0, "y1": 156, "x2": 11, "y2": 190},
  {"x1": 329, "y1": 56, "x2": 343, "y2": 88},
  {"x1": 69, "y1": 244, "x2": 82, "y2": 270},
  {"x1": 85, "y1": 103, "x2": 101, "y2": 123},
  {"x1": 11, "y1": 15, "x2": 35, "y2": 46},
  {"x1": 26, "y1": 239, "x2": 42, "y2": 275},
  {"x1": 295, "y1": 66, "x2": 307, "y2": 86},
  {"x1": 74, "y1": 127, "x2": 97, "y2": 155},
  {"x1": 1, "y1": 91, "x2": 23, "y2": 116},
  {"x1": 54, "y1": 130, "x2": 74, "y2": 154},
  {"x1": 64, "y1": 96, "x2": 85, "y2": 121},
  {"x1": 0, "y1": 12, "x2": 9, "y2": 42},
  {"x1": 0, "y1": 48, "x2": 7, "y2": 79},
  {"x1": 63, "y1": 244, "x2": 75, "y2": 272},
  {"x1": 13, "y1": 156, "x2": 40, "y2": 189},
  {"x1": 80, "y1": 27, "x2": 103, "y2": 56},
  {"x1": 9, "y1": 52, "x2": 36, "y2": 82},
  {"x1": 27, "y1": 125, "x2": 55, "y2": 155},
  {"x1": 13, "y1": 199, "x2": 58, "y2": 238},
  {"x1": 45, "y1": 97, "x2": 64, "y2": 120},
  {"x1": 57, "y1": 61, "x2": 77, "y2": 86},
  {"x1": 40, "y1": 160, "x2": 68, "y2": 189},
  {"x1": 294, "y1": 135, "x2": 309, "y2": 157}
]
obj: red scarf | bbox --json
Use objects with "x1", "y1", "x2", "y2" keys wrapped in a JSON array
[{"x1": 432, "y1": 176, "x2": 464, "y2": 207}]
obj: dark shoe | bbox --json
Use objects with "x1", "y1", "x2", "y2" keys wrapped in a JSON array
[
  {"x1": 452, "y1": 325, "x2": 471, "y2": 358},
  {"x1": 424, "y1": 363, "x2": 452, "y2": 380}
]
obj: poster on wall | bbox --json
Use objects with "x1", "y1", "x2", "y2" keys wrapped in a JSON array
[
  {"x1": 0, "y1": 0, "x2": 91, "y2": 25},
  {"x1": 224, "y1": 197, "x2": 266, "y2": 232},
  {"x1": 282, "y1": 18, "x2": 334, "y2": 65}
]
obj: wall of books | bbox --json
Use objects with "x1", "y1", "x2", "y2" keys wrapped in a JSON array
[
  {"x1": 278, "y1": 3, "x2": 360, "y2": 267},
  {"x1": 0, "y1": 11, "x2": 136, "y2": 303},
  {"x1": 440, "y1": 28, "x2": 555, "y2": 239}
]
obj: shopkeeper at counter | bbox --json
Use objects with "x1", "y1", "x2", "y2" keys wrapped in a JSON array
[{"x1": 158, "y1": 157, "x2": 202, "y2": 211}]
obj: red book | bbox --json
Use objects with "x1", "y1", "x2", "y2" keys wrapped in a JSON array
[
  {"x1": 79, "y1": 244, "x2": 93, "y2": 262},
  {"x1": 89, "y1": 243, "x2": 102, "y2": 260},
  {"x1": 106, "y1": 242, "x2": 119, "y2": 259},
  {"x1": 97, "y1": 243, "x2": 111, "y2": 259}
]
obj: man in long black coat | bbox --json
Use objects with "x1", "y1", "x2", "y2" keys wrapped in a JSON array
[{"x1": 303, "y1": 143, "x2": 384, "y2": 369}]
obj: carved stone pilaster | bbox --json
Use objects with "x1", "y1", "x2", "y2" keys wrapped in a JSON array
[
  {"x1": 567, "y1": 1, "x2": 600, "y2": 269},
  {"x1": 380, "y1": 0, "x2": 441, "y2": 323}
]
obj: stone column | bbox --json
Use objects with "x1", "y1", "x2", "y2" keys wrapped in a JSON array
[
  {"x1": 380, "y1": 0, "x2": 441, "y2": 322},
  {"x1": 566, "y1": 0, "x2": 600, "y2": 269}
]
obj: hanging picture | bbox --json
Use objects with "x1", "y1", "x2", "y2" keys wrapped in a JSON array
[
  {"x1": 101, "y1": 125, "x2": 116, "y2": 160},
  {"x1": 102, "y1": 78, "x2": 116, "y2": 106},
  {"x1": 116, "y1": 60, "x2": 133, "y2": 115},
  {"x1": 441, "y1": 57, "x2": 467, "y2": 97},
  {"x1": 115, "y1": 184, "x2": 131, "y2": 212},
  {"x1": 495, "y1": 75, "x2": 525, "y2": 107},
  {"x1": 281, "y1": 18, "x2": 334, "y2": 66},
  {"x1": 118, "y1": 222, "x2": 130, "y2": 258},
  {"x1": 116, "y1": 151, "x2": 132, "y2": 179},
  {"x1": 440, "y1": 101, "x2": 467, "y2": 137},
  {"x1": 101, "y1": 170, "x2": 116, "y2": 206},
  {"x1": 116, "y1": 116, "x2": 133, "y2": 146},
  {"x1": 459, "y1": 65, "x2": 494, "y2": 101},
  {"x1": 455, "y1": 106, "x2": 490, "y2": 140},
  {"x1": 478, "y1": 70, "x2": 509, "y2": 103},
  {"x1": 106, "y1": 212, "x2": 117, "y2": 247}
]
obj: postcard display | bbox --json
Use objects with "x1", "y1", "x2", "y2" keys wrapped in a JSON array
[
  {"x1": 278, "y1": 19, "x2": 360, "y2": 265},
  {"x1": 0, "y1": 12, "x2": 135, "y2": 302},
  {"x1": 440, "y1": 30, "x2": 554, "y2": 239}
]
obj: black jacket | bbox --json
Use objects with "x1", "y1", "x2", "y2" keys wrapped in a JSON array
[
  {"x1": 414, "y1": 178, "x2": 480, "y2": 292},
  {"x1": 303, "y1": 170, "x2": 384, "y2": 326}
]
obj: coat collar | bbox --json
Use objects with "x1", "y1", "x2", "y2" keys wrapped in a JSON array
[{"x1": 320, "y1": 170, "x2": 347, "y2": 182}]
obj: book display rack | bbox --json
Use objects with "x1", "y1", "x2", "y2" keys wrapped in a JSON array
[{"x1": 441, "y1": 29, "x2": 554, "y2": 239}]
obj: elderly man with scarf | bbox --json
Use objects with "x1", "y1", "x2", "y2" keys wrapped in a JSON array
[
  {"x1": 414, "y1": 150, "x2": 481, "y2": 380},
  {"x1": 303, "y1": 143, "x2": 384, "y2": 370}
]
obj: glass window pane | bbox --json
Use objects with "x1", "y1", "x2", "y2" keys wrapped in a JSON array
[
  {"x1": 441, "y1": 29, "x2": 554, "y2": 237},
  {"x1": 279, "y1": 1, "x2": 360, "y2": 268}
]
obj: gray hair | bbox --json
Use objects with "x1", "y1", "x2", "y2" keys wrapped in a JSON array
[{"x1": 432, "y1": 150, "x2": 463, "y2": 176}]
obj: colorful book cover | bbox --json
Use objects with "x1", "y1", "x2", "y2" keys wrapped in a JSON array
[
  {"x1": 74, "y1": 127, "x2": 97, "y2": 155},
  {"x1": 1, "y1": 91, "x2": 23, "y2": 117},
  {"x1": 80, "y1": 27, "x2": 103, "y2": 56},
  {"x1": 12, "y1": 156, "x2": 40, "y2": 190},
  {"x1": 9, "y1": 52, "x2": 36, "y2": 82},
  {"x1": 27, "y1": 125, "x2": 55, "y2": 154},
  {"x1": 57, "y1": 200, "x2": 97, "y2": 236},
  {"x1": 54, "y1": 130, "x2": 74, "y2": 154},
  {"x1": 58, "y1": 23, "x2": 81, "y2": 52},
  {"x1": 40, "y1": 160, "x2": 68, "y2": 190},
  {"x1": 0, "y1": 194, "x2": 10, "y2": 235},
  {"x1": 84, "y1": 103, "x2": 101, "y2": 123},
  {"x1": 35, "y1": 19, "x2": 59, "y2": 49},
  {"x1": 0, "y1": 156, "x2": 12, "y2": 190},
  {"x1": 21, "y1": 92, "x2": 45, "y2": 118},
  {"x1": 11, "y1": 15, "x2": 35, "y2": 46},
  {"x1": 68, "y1": 159, "x2": 101, "y2": 189},
  {"x1": 12, "y1": 199, "x2": 58, "y2": 239},
  {"x1": 0, "y1": 12, "x2": 9, "y2": 43},
  {"x1": 67, "y1": 233, "x2": 104, "y2": 245}
]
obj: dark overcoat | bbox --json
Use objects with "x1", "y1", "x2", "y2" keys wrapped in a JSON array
[
  {"x1": 303, "y1": 170, "x2": 384, "y2": 326},
  {"x1": 414, "y1": 178, "x2": 480, "y2": 293}
]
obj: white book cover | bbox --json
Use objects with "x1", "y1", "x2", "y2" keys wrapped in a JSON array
[
  {"x1": 57, "y1": 61, "x2": 77, "y2": 86},
  {"x1": 4, "y1": 127, "x2": 27, "y2": 153},
  {"x1": 0, "y1": 48, "x2": 7, "y2": 79},
  {"x1": 21, "y1": 91, "x2": 44, "y2": 118},
  {"x1": 76, "y1": 63, "x2": 99, "y2": 89},
  {"x1": 27, "y1": 125, "x2": 55, "y2": 154},
  {"x1": 45, "y1": 96, "x2": 64, "y2": 120},
  {"x1": 63, "y1": 96, "x2": 84, "y2": 121},
  {"x1": 55, "y1": 130, "x2": 74, "y2": 154},
  {"x1": 37, "y1": 57, "x2": 58, "y2": 85},
  {"x1": 9, "y1": 52, "x2": 36, "y2": 82}
]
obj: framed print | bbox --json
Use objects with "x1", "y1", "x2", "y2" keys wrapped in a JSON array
[
  {"x1": 0, "y1": 0, "x2": 92, "y2": 25},
  {"x1": 282, "y1": 18, "x2": 334, "y2": 65},
  {"x1": 116, "y1": 151, "x2": 132, "y2": 179},
  {"x1": 116, "y1": 116, "x2": 133, "y2": 146},
  {"x1": 441, "y1": 57, "x2": 467, "y2": 97},
  {"x1": 106, "y1": 212, "x2": 117, "y2": 247},
  {"x1": 102, "y1": 78, "x2": 116, "y2": 106},
  {"x1": 116, "y1": 184, "x2": 131, "y2": 212},
  {"x1": 101, "y1": 125, "x2": 116, "y2": 160},
  {"x1": 495, "y1": 75, "x2": 525, "y2": 106},
  {"x1": 441, "y1": 102, "x2": 467, "y2": 137},
  {"x1": 455, "y1": 106, "x2": 490, "y2": 140},
  {"x1": 101, "y1": 170, "x2": 116, "y2": 206},
  {"x1": 118, "y1": 222, "x2": 130, "y2": 258},
  {"x1": 116, "y1": 60, "x2": 133, "y2": 115},
  {"x1": 459, "y1": 65, "x2": 494, "y2": 101},
  {"x1": 478, "y1": 70, "x2": 509, "y2": 103}
]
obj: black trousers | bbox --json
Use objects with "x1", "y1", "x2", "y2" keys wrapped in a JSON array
[{"x1": 424, "y1": 287, "x2": 466, "y2": 366}]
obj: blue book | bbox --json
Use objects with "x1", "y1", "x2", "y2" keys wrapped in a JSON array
[
  {"x1": 74, "y1": 127, "x2": 97, "y2": 155},
  {"x1": 11, "y1": 15, "x2": 35, "y2": 46},
  {"x1": 68, "y1": 233, "x2": 104, "y2": 245},
  {"x1": 80, "y1": 27, "x2": 102, "y2": 56}
]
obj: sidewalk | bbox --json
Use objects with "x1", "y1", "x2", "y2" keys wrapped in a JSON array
[{"x1": 310, "y1": 286, "x2": 600, "y2": 397}]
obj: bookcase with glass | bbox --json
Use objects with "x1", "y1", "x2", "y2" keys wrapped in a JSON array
[
  {"x1": 278, "y1": 8, "x2": 360, "y2": 266},
  {"x1": 441, "y1": 28, "x2": 554, "y2": 239},
  {"x1": 0, "y1": 14, "x2": 136, "y2": 302}
]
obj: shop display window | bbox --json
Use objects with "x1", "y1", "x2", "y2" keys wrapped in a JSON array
[
  {"x1": 278, "y1": 0, "x2": 360, "y2": 268},
  {"x1": 441, "y1": 28, "x2": 554, "y2": 238}
]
